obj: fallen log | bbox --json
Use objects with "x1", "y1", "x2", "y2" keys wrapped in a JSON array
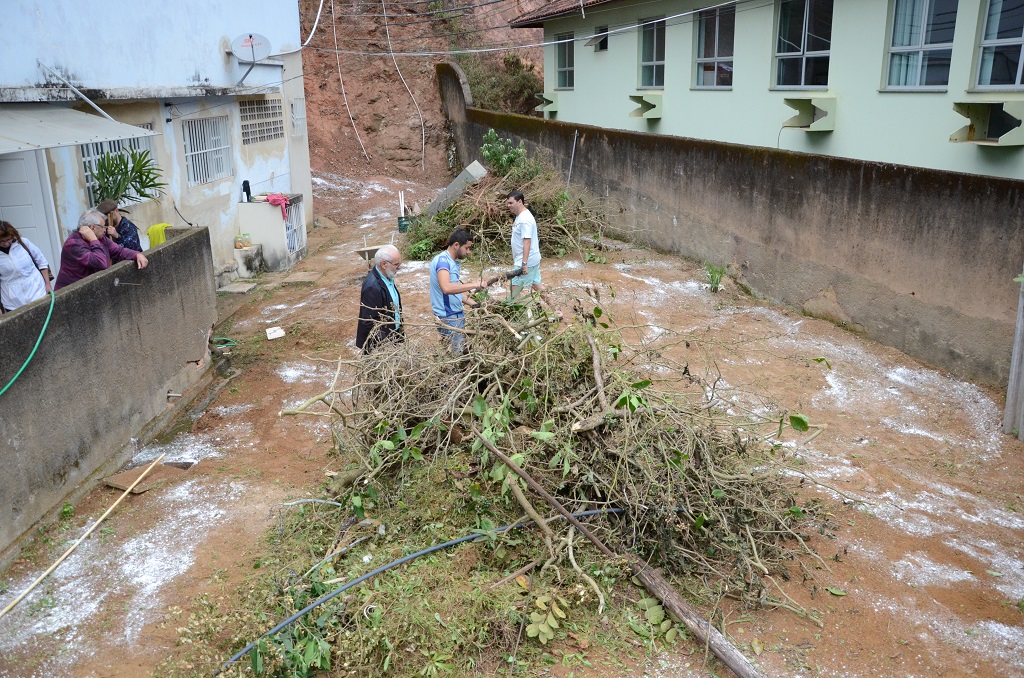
[{"x1": 473, "y1": 428, "x2": 765, "y2": 678}]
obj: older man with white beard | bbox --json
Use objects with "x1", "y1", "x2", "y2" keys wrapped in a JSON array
[{"x1": 355, "y1": 244, "x2": 404, "y2": 353}]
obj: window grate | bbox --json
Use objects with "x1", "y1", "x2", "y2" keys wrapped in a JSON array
[
  {"x1": 290, "y1": 97, "x2": 307, "y2": 136},
  {"x1": 239, "y1": 98, "x2": 285, "y2": 145},
  {"x1": 285, "y1": 195, "x2": 306, "y2": 254},
  {"x1": 183, "y1": 116, "x2": 233, "y2": 186},
  {"x1": 80, "y1": 124, "x2": 154, "y2": 206}
]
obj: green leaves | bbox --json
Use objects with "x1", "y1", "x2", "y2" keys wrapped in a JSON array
[
  {"x1": 631, "y1": 598, "x2": 681, "y2": 645},
  {"x1": 789, "y1": 413, "x2": 810, "y2": 432},
  {"x1": 92, "y1": 148, "x2": 166, "y2": 203},
  {"x1": 705, "y1": 262, "x2": 726, "y2": 292},
  {"x1": 811, "y1": 356, "x2": 832, "y2": 370},
  {"x1": 615, "y1": 380, "x2": 651, "y2": 413},
  {"x1": 525, "y1": 595, "x2": 568, "y2": 645},
  {"x1": 480, "y1": 129, "x2": 531, "y2": 178}
]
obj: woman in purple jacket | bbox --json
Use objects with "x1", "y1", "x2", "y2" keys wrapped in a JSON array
[{"x1": 53, "y1": 210, "x2": 148, "y2": 290}]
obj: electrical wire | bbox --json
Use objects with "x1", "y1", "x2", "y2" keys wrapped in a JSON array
[
  {"x1": 273, "y1": 0, "x2": 329, "y2": 55},
  {"x1": 381, "y1": 0, "x2": 426, "y2": 171},
  {"x1": 332, "y1": 0, "x2": 373, "y2": 163},
  {"x1": 0, "y1": 290, "x2": 55, "y2": 398},
  {"x1": 312, "y1": 0, "x2": 771, "y2": 57},
  {"x1": 216, "y1": 507, "x2": 623, "y2": 673},
  {"x1": 322, "y1": 0, "x2": 511, "y2": 19}
]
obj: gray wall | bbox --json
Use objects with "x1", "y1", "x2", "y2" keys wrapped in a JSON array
[
  {"x1": 436, "y1": 63, "x2": 1024, "y2": 387},
  {"x1": 0, "y1": 229, "x2": 216, "y2": 558}
]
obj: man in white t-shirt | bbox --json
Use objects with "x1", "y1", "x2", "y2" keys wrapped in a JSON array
[{"x1": 506, "y1": 190, "x2": 561, "y2": 320}]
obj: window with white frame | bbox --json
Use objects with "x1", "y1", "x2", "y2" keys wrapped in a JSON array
[
  {"x1": 776, "y1": 0, "x2": 834, "y2": 87},
  {"x1": 888, "y1": 0, "x2": 958, "y2": 88},
  {"x1": 640, "y1": 18, "x2": 666, "y2": 88},
  {"x1": 697, "y1": 6, "x2": 736, "y2": 88},
  {"x1": 239, "y1": 98, "x2": 285, "y2": 144},
  {"x1": 182, "y1": 116, "x2": 233, "y2": 186},
  {"x1": 80, "y1": 125, "x2": 154, "y2": 206},
  {"x1": 556, "y1": 33, "x2": 575, "y2": 88},
  {"x1": 978, "y1": 0, "x2": 1024, "y2": 87}
]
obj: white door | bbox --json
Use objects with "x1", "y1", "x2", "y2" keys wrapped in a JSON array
[{"x1": 0, "y1": 151, "x2": 61, "y2": 276}]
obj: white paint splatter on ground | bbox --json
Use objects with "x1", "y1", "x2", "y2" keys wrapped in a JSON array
[
  {"x1": 260, "y1": 300, "x2": 310, "y2": 325},
  {"x1": 358, "y1": 206, "x2": 393, "y2": 225},
  {"x1": 870, "y1": 477, "x2": 1024, "y2": 538},
  {"x1": 0, "y1": 479, "x2": 243, "y2": 677},
  {"x1": 891, "y1": 552, "x2": 976, "y2": 587},
  {"x1": 611, "y1": 264, "x2": 708, "y2": 308},
  {"x1": 310, "y1": 172, "x2": 389, "y2": 199},
  {"x1": 131, "y1": 433, "x2": 221, "y2": 467},
  {"x1": 276, "y1": 361, "x2": 339, "y2": 386},
  {"x1": 944, "y1": 537, "x2": 1024, "y2": 600},
  {"x1": 209, "y1": 404, "x2": 254, "y2": 417},
  {"x1": 767, "y1": 322, "x2": 1002, "y2": 455}
]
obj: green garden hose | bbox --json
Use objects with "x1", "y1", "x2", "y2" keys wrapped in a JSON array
[{"x1": 0, "y1": 290, "x2": 55, "y2": 398}]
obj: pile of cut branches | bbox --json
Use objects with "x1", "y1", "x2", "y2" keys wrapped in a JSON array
[
  {"x1": 402, "y1": 173, "x2": 608, "y2": 264},
  {"x1": 326, "y1": 299, "x2": 816, "y2": 609}
]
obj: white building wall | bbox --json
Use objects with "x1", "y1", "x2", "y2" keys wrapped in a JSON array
[
  {"x1": 538, "y1": 0, "x2": 1024, "y2": 180},
  {"x1": 3, "y1": 1, "x2": 314, "y2": 279},
  {"x1": 2, "y1": 0, "x2": 300, "y2": 93}
]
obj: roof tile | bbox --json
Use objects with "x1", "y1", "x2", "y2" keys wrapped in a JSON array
[{"x1": 511, "y1": 0, "x2": 621, "y2": 28}]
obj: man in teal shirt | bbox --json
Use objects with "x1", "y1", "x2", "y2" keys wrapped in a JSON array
[{"x1": 429, "y1": 229, "x2": 499, "y2": 353}]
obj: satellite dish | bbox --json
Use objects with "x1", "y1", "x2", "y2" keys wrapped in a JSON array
[{"x1": 231, "y1": 33, "x2": 272, "y2": 63}]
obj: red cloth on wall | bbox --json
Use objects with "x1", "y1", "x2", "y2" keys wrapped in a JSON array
[{"x1": 266, "y1": 193, "x2": 290, "y2": 219}]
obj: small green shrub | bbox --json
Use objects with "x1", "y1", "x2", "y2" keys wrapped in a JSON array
[
  {"x1": 458, "y1": 53, "x2": 543, "y2": 116},
  {"x1": 479, "y1": 129, "x2": 543, "y2": 184},
  {"x1": 480, "y1": 129, "x2": 526, "y2": 177},
  {"x1": 705, "y1": 262, "x2": 726, "y2": 292}
]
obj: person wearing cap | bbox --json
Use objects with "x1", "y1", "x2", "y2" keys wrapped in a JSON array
[
  {"x1": 54, "y1": 209, "x2": 148, "y2": 290},
  {"x1": 97, "y1": 199, "x2": 142, "y2": 252}
]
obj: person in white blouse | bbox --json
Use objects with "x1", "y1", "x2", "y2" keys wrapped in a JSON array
[{"x1": 0, "y1": 220, "x2": 52, "y2": 313}]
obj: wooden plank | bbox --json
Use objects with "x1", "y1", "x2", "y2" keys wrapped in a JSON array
[{"x1": 103, "y1": 464, "x2": 188, "y2": 494}]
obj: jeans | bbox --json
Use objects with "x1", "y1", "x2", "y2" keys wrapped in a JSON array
[{"x1": 437, "y1": 313, "x2": 466, "y2": 354}]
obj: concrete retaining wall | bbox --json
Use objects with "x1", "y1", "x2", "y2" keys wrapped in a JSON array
[
  {"x1": 0, "y1": 229, "x2": 217, "y2": 560},
  {"x1": 436, "y1": 63, "x2": 1024, "y2": 387}
]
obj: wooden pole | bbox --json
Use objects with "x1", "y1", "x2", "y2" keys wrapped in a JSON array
[
  {"x1": 473, "y1": 430, "x2": 765, "y2": 678},
  {"x1": 0, "y1": 453, "x2": 166, "y2": 619}
]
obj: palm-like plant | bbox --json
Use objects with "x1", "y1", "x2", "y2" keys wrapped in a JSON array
[{"x1": 92, "y1": 148, "x2": 166, "y2": 204}]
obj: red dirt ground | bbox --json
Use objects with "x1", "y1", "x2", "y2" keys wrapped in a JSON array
[
  {"x1": 2, "y1": 171, "x2": 1022, "y2": 677},
  {"x1": 2, "y1": 4, "x2": 1023, "y2": 675}
]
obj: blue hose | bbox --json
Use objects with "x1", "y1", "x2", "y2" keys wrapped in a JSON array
[
  {"x1": 0, "y1": 290, "x2": 54, "y2": 398},
  {"x1": 217, "y1": 507, "x2": 623, "y2": 673}
]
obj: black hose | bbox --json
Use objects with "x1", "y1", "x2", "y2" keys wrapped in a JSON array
[{"x1": 216, "y1": 507, "x2": 623, "y2": 674}]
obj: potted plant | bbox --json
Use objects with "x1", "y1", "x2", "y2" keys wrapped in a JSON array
[{"x1": 92, "y1": 148, "x2": 166, "y2": 204}]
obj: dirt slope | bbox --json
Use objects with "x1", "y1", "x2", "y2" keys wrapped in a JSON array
[{"x1": 297, "y1": 0, "x2": 545, "y2": 180}]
